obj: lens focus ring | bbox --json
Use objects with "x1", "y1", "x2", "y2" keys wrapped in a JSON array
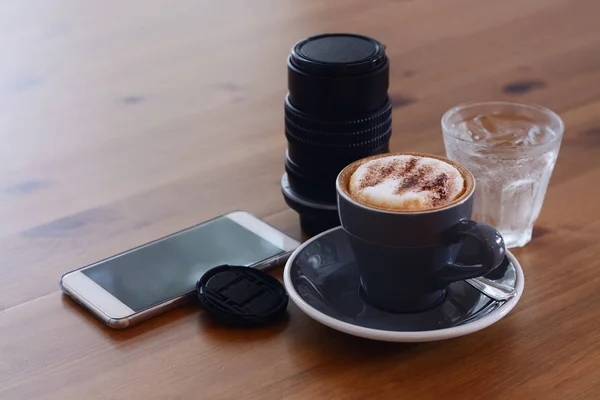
[{"x1": 284, "y1": 96, "x2": 392, "y2": 148}]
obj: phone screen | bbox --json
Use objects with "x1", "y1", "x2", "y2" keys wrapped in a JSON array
[{"x1": 81, "y1": 216, "x2": 284, "y2": 311}]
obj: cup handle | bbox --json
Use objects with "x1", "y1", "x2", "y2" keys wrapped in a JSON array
[{"x1": 435, "y1": 219, "x2": 506, "y2": 282}]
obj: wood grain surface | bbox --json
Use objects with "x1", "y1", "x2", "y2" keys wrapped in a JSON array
[{"x1": 2, "y1": 0, "x2": 600, "y2": 399}]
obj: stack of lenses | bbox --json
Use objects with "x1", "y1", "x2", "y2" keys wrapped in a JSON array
[{"x1": 281, "y1": 33, "x2": 393, "y2": 236}]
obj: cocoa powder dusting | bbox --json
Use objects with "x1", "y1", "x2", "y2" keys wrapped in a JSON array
[
  {"x1": 394, "y1": 166, "x2": 430, "y2": 194},
  {"x1": 421, "y1": 173, "x2": 450, "y2": 206},
  {"x1": 358, "y1": 158, "x2": 455, "y2": 206},
  {"x1": 394, "y1": 169, "x2": 451, "y2": 206},
  {"x1": 358, "y1": 157, "x2": 420, "y2": 190},
  {"x1": 359, "y1": 161, "x2": 397, "y2": 190},
  {"x1": 359, "y1": 163, "x2": 391, "y2": 190},
  {"x1": 352, "y1": 156, "x2": 462, "y2": 209},
  {"x1": 404, "y1": 157, "x2": 418, "y2": 174}
]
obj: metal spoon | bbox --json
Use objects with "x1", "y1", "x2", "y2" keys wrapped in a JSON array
[{"x1": 465, "y1": 276, "x2": 516, "y2": 302}]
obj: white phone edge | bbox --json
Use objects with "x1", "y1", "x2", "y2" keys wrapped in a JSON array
[{"x1": 60, "y1": 210, "x2": 301, "y2": 329}]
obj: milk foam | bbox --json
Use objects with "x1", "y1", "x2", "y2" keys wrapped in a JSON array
[{"x1": 348, "y1": 155, "x2": 465, "y2": 211}]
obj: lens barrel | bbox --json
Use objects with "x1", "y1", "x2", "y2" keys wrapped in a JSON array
[{"x1": 282, "y1": 33, "x2": 393, "y2": 236}]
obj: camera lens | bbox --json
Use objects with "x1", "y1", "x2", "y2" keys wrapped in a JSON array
[{"x1": 281, "y1": 33, "x2": 393, "y2": 236}]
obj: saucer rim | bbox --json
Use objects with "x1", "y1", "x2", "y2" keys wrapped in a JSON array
[{"x1": 283, "y1": 227, "x2": 525, "y2": 342}]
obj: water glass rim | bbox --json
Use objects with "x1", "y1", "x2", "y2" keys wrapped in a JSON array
[{"x1": 441, "y1": 101, "x2": 565, "y2": 149}]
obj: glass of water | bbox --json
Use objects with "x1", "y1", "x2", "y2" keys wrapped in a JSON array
[{"x1": 442, "y1": 101, "x2": 564, "y2": 248}]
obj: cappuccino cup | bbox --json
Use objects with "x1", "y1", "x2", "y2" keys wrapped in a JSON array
[{"x1": 336, "y1": 152, "x2": 505, "y2": 313}]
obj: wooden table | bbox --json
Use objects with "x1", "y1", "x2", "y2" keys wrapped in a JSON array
[{"x1": 2, "y1": 1, "x2": 599, "y2": 398}]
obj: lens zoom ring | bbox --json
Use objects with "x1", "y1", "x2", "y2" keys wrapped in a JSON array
[
  {"x1": 285, "y1": 118, "x2": 391, "y2": 145},
  {"x1": 285, "y1": 113, "x2": 392, "y2": 139},
  {"x1": 285, "y1": 125, "x2": 391, "y2": 149},
  {"x1": 285, "y1": 96, "x2": 392, "y2": 134}
]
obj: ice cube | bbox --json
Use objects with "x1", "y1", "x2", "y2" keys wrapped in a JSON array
[
  {"x1": 452, "y1": 121, "x2": 476, "y2": 141},
  {"x1": 461, "y1": 115, "x2": 495, "y2": 143},
  {"x1": 474, "y1": 115, "x2": 499, "y2": 135},
  {"x1": 523, "y1": 125, "x2": 541, "y2": 146},
  {"x1": 451, "y1": 113, "x2": 556, "y2": 147}
]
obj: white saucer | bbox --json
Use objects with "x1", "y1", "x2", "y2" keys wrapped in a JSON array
[{"x1": 284, "y1": 227, "x2": 524, "y2": 342}]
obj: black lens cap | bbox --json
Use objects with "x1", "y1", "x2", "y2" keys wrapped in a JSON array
[
  {"x1": 290, "y1": 33, "x2": 387, "y2": 76},
  {"x1": 196, "y1": 265, "x2": 288, "y2": 328}
]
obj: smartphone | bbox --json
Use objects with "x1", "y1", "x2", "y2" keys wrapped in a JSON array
[{"x1": 60, "y1": 211, "x2": 300, "y2": 329}]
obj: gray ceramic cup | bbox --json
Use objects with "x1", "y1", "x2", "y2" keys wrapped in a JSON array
[{"x1": 336, "y1": 152, "x2": 506, "y2": 313}]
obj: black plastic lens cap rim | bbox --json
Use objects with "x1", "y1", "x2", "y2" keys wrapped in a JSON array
[
  {"x1": 197, "y1": 265, "x2": 288, "y2": 328},
  {"x1": 290, "y1": 33, "x2": 387, "y2": 76}
]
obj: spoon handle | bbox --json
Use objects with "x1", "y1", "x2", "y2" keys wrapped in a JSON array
[{"x1": 465, "y1": 277, "x2": 517, "y2": 302}]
